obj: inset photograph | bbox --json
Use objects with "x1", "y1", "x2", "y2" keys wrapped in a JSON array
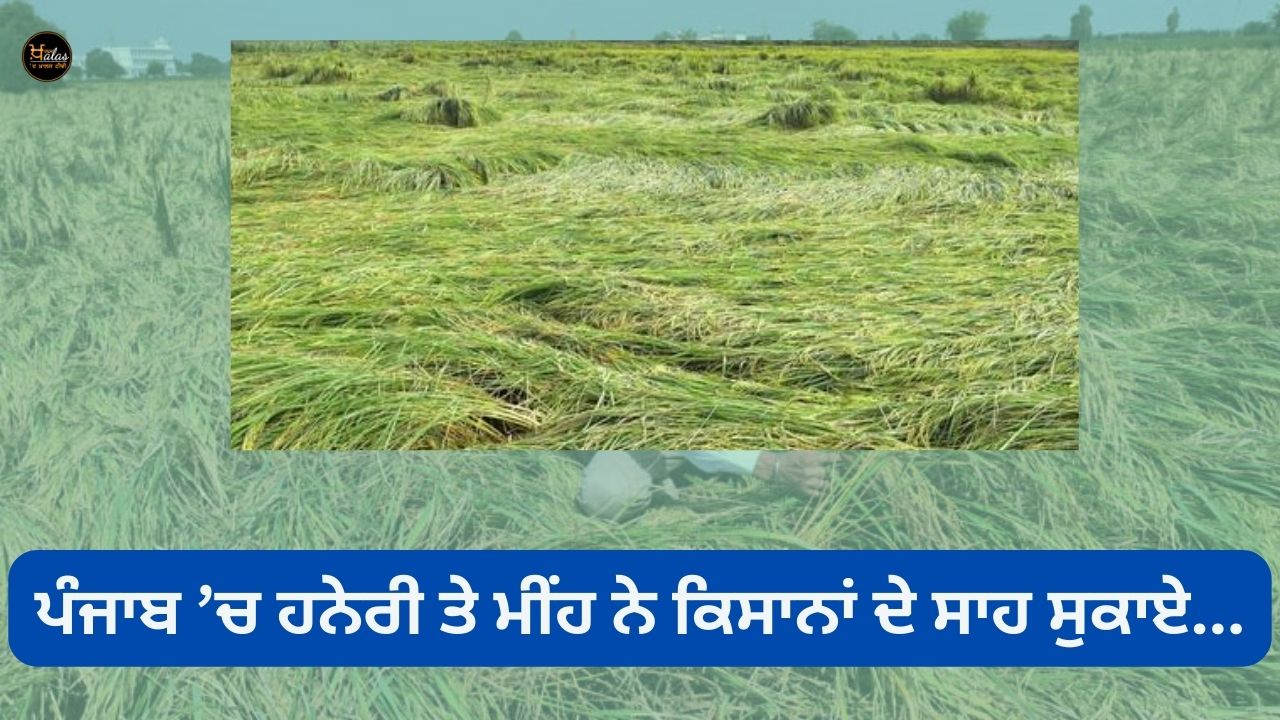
[{"x1": 230, "y1": 40, "x2": 1078, "y2": 451}]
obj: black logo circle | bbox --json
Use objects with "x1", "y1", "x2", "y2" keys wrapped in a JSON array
[{"x1": 23, "y1": 31, "x2": 72, "y2": 83}]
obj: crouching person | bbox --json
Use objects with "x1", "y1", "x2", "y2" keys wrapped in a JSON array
[{"x1": 573, "y1": 450, "x2": 835, "y2": 521}]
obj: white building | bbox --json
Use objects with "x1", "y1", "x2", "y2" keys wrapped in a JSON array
[
  {"x1": 101, "y1": 37, "x2": 177, "y2": 77},
  {"x1": 698, "y1": 30, "x2": 751, "y2": 42}
]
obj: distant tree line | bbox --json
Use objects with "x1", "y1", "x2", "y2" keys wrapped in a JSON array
[
  {"x1": 183, "y1": 53, "x2": 229, "y2": 77},
  {"x1": 1069, "y1": 2, "x2": 1280, "y2": 40},
  {"x1": 652, "y1": 29, "x2": 701, "y2": 41},
  {"x1": 645, "y1": 3, "x2": 1280, "y2": 44},
  {"x1": 80, "y1": 49, "x2": 228, "y2": 80},
  {"x1": 1240, "y1": 3, "x2": 1280, "y2": 35}
]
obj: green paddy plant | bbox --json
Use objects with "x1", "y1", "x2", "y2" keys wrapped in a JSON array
[
  {"x1": 261, "y1": 59, "x2": 355, "y2": 84},
  {"x1": 402, "y1": 97, "x2": 499, "y2": 128},
  {"x1": 422, "y1": 79, "x2": 458, "y2": 97},
  {"x1": 835, "y1": 66, "x2": 870, "y2": 82},
  {"x1": 760, "y1": 97, "x2": 843, "y2": 130},
  {"x1": 927, "y1": 72, "x2": 991, "y2": 104},
  {"x1": 261, "y1": 61, "x2": 299, "y2": 80},
  {"x1": 703, "y1": 77, "x2": 740, "y2": 92},
  {"x1": 376, "y1": 84, "x2": 408, "y2": 101},
  {"x1": 300, "y1": 62, "x2": 353, "y2": 84}
]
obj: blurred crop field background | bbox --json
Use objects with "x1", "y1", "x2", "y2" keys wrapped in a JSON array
[
  {"x1": 1, "y1": 36, "x2": 1279, "y2": 720},
  {"x1": 230, "y1": 41, "x2": 1080, "y2": 451}
]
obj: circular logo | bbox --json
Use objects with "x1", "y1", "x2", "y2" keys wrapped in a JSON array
[{"x1": 23, "y1": 31, "x2": 72, "y2": 83}]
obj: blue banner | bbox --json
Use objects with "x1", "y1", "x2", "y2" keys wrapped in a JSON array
[{"x1": 7, "y1": 550, "x2": 1271, "y2": 667}]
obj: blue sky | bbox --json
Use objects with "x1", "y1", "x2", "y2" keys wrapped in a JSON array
[{"x1": 26, "y1": 0, "x2": 1279, "y2": 59}]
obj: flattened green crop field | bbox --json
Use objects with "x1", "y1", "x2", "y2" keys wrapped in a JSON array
[{"x1": 231, "y1": 41, "x2": 1078, "y2": 451}]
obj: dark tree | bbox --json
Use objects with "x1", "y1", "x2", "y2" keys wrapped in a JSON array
[
  {"x1": 1070, "y1": 5, "x2": 1094, "y2": 41},
  {"x1": 945, "y1": 11, "x2": 989, "y2": 41},
  {"x1": 677, "y1": 28, "x2": 699, "y2": 41},
  {"x1": 812, "y1": 20, "x2": 858, "y2": 42},
  {"x1": 1272, "y1": 3, "x2": 1280, "y2": 31},
  {"x1": 504, "y1": 30, "x2": 524, "y2": 42},
  {"x1": 1, "y1": 0, "x2": 61, "y2": 93},
  {"x1": 145, "y1": 60, "x2": 166, "y2": 78},
  {"x1": 85, "y1": 48, "x2": 126, "y2": 80},
  {"x1": 1166, "y1": 7, "x2": 1180, "y2": 34},
  {"x1": 188, "y1": 53, "x2": 227, "y2": 77},
  {"x1": 1240, "y1": 20, "x2": 1270, "y2": 35}
]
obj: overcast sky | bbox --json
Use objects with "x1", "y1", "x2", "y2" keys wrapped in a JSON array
[{"x1": 26, "y1": 0, "x2": 1277, "y2": 60}]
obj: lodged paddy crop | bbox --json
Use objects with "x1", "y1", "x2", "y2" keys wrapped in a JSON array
[{"x1": 230, "y1": 41, "x2": 1079, "y2": 450}]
